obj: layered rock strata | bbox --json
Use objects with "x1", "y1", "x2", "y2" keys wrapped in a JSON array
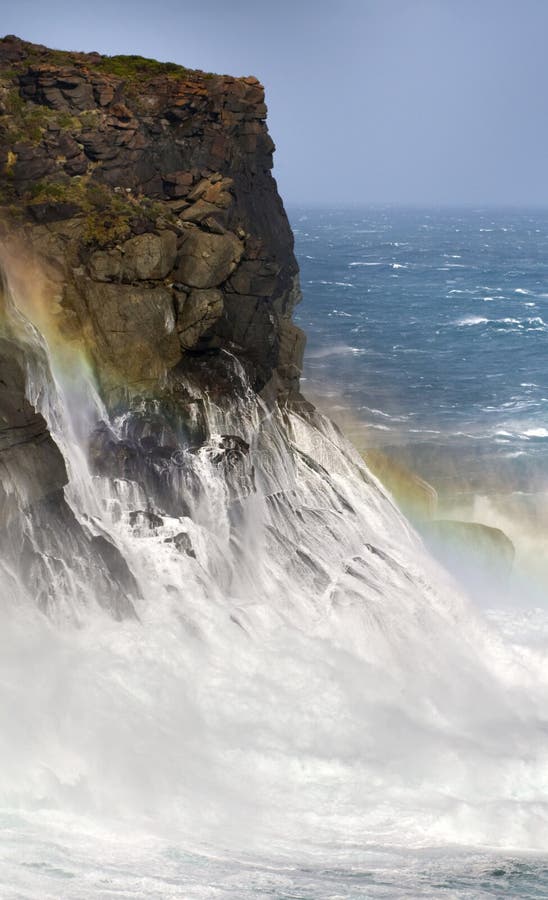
[
  {"x1": 0, "y1": 35, "x2": 306, "y2": 617},
  {"x1": 0, "y1": 34, "x2": 304, "y2": 406}
]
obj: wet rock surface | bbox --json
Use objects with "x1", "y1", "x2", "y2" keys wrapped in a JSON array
[
  {"x1": 0, "y1": 36, "x2": 307, "y2": 620},
  {"x1": 0, "y1": 336, "x2": 139, "y2": 620}
]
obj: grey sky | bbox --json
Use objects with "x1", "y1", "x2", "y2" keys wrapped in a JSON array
[{"x1": 3, "y1": 0, "x2": 548, "y2": 205}]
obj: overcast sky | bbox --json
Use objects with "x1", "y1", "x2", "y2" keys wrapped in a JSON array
[{"x1": 3, "y1": 0, "x2": 548, "y2": 206}]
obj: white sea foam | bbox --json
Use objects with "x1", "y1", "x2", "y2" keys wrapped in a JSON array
[
  {"x1": 522, "y1": 427, "x2": 548, "y2": 438},
  {"x1": 307, "y1": 343, "x2": 362, "y2": 358},
  {"x1": 348, "y1": 261, "x2": 382, "y2": 267},
  {"x1": 454, "y1": 315, "x2": 489, "y2": 326}
]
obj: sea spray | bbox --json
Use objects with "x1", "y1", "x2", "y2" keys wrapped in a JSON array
[{"x1": 0, "y1": 256, "x2": 547, "y2": 862}]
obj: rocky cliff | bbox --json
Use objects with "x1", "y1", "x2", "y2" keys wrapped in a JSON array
[
  {"x1": 0, "y1": 34, "x2": 304, "y2": 402},
  {"x1": 0, "y1": 35, "x2": 305, "y2": 616}
]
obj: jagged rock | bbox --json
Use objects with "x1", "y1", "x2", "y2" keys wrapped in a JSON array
[
  {"x1": 88, "y1": 248, "x2": 122, "y2": 281},
  {"x1": 90, "y1": 534, "x2": 141, "y2": 606},
  {"x1": 187, "y1": 175, "x2": 233, "y2": 208},
  {"x1": 207, "y1": 434, "x2": 250, "y2": 466},
  {"x1": 81, "y1": 281, "x2": 181, "y2": 386},
  {"x1": 180, "y1": 199, "x2": 225, "y2": 224},
  {"x1": 164, "y1": 531, "x2": 196, "y2": 557},
  {"x1": 0, "y1": 35, "x2": 304, "y2": 400},
  {"x1": 0, "y1": 327, "x2": 138, "y2": 619},
  {"x1": 176, "y1": 288, "x2": 224, "y2": 349},
  {"x1": 129, "y1": 509, "x2": 164, "y2": 530},
  {"x1": 0, "y1": 36, "x2": 311, "y2": 622},
  {"x1": 163, "y1": 171, "x2": 195, "y2": 198},
  {"x1": 175, "y1": 229, "x2": 244, "y2": 288},
  {"x1": 119, "y1": 231, "x2": 177, "y2": 281},
  {"x1": 0, "y1": 337, "x2": 67, "y2": 506}
]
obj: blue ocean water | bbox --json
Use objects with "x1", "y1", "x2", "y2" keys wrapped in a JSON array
[
  {"x1": 3, "y1": 210, "x2": 548, "y2": 900},
  {"x1": 283, "y1": 207, "x2": 548, "y2": 897},
  {"x1": 291, "y1": 207, "x2": 548, "y2": 495}
]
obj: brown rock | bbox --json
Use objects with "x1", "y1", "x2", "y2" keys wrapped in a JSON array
[
  {"x1": 277, "y1": 320, "x2": 306, "y2": 386},
  {"x1": 163, "y1": 171, "x2": 194, "y2": 198},
  {"x1": 176, "y1": 288, "x2": 224, "y2": 349},
  {"x1": 82, "y1": 281, "x2": 181, "y2": 385},
  {"x1": 0, "y1": 36, "x2": 302, "y2": 396},
  {"x1": 229, "y1": 260, "x2": 278, "y2": 296},
  {"x1": 175, "y1": 229, "x2": 244, "y2": 289},
  {"x1": 180, "y1": 199, "x2": 222, "y2": 224},
  {"x1": 88, "y1": 248, "x2": 122, "y2": 282},
  {"x1": 120, "y1": 231, "x2": 177, "y2": 281}
]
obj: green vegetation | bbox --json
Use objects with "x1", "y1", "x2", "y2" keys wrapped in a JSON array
[
  {"x1": 7, "y1": 101, "x2": 56, "y2": 143},
  {"x1": 1, "y1": 88, "x2": 69, "y2": 145},
  {"x1": 22, "y1": 176, "x2": 175, "y2": 247},
  {"x1": 4, "y1": 87, "x2": 25, "y2": 115},
  {"x1": 93, "y1": 54, "x2": 192, "y2": 80}
]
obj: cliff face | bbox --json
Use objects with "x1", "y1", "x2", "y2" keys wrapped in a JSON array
[
  {"x1": 0, "y1": 35, "x2": 304, "y2": 406},
  {"x1": 0, "y1": 35, "x2": 306, "y2": 617}
]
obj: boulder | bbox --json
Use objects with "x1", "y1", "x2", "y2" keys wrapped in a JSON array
[
  {"x1": 164, "y1": 531, "x2": 196, "y2": 557},
  {"x1": 180, "y1": 199, "x2": 225, "y2": 224},
  {"x1": 88, "y1": 248, "x2": 122, "y2": 282},
  {"x1": 82, "y1": 281, "x2": 181, "y2": 385},
  {"x1": 120, "y1": 231, "x2": 177, "y2": 281},
  {"x1": 175, "y1": 229, "x2": 244, "y2": 289},
  {"x1": 176, "y1": 288, "x2": 224, "y2": 349}
]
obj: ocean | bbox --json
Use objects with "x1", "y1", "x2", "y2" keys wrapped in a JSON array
[
  {"x1": 1, "y1": 209, "x2": 548, "y2": 898},
  {"x1": 292, "y1": 206, "x2": 548, "y2": 476},
  {"x1": 293, "y1": 205, "x2": 548, "y2": 608}
]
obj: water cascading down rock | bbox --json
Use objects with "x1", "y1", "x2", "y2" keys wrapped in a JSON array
[{"x1": 0, "y1": 34, "x2": 307, "y2": 615}]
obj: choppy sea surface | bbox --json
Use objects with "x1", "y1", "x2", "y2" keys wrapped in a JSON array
[
  {"x1": 291, "y1": 207, "x2": 548, "y2": 491},
  {"x1": 289, "y1": 206, "x2": 548, "y2": 897},
  {"x1": 2, "y1": 211, "x2": 548, "y2": 899}
]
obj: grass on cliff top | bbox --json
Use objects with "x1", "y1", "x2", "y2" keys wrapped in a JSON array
[
  {"x1": 92, "y1": 54, "x2": 205, "y2": 80},
  {"x1": 0, "y1": 37, "x2": 215, "y2": 81}
]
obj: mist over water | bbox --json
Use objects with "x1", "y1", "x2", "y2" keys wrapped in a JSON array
[
  {"x1": 2, "y1": 222, "x2": 548, "y2": 899},
  {"x1": 292, "y1": 206, "x2": 548, "y2": 607}
]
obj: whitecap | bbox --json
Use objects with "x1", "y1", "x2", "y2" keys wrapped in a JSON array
[
  {"x1": 348, "y1": 261, "x2": 382, "y2": 267},
  {"x1": 454, "y1": 316, "x2": 489, "y2": 326},
  {"x1": 522, "y1": 428, "x2": 548, "y2": 438},
  {"x1": 307, "y1": 344, "x2": 360, "y2": 359}
]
